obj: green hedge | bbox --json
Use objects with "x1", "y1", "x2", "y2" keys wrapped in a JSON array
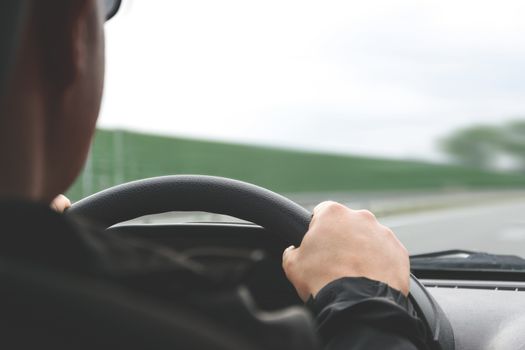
[{"x1": 67, "y1": 129, "x2": 525, "y2": 200}]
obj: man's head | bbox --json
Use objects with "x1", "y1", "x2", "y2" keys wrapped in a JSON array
[{"x1": 0, "y1": 0, "x2": 119, "y2": 203}]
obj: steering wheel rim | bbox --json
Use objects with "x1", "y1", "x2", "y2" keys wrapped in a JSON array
[{"x1": 68, "y1": 175, "x2": 311, "y2": 246}]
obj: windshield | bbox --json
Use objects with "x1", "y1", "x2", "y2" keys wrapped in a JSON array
[{"x1": 68, "y1": 0, "x2": 525, "y2": 264}]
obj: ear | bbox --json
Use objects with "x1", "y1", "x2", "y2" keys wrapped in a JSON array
[{"x1": 32, "y1": 0, "x2": 94, "y2": 94}]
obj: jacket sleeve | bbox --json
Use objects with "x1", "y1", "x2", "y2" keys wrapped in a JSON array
[{"x1": 307, "y1": 277, "x2": 429, "y2": 350}]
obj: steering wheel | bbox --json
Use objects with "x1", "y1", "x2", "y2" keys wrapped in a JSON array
[
  {"x1": 67, "y1": 175, "x2": 454, "y2": 350},
  {"x1": 68, "y1": 175, "x2": 311, "y2": 246}
]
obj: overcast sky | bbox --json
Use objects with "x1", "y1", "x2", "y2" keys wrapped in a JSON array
[{"x1": 98, "y1": 0, "x2": 525, "y2": 161}]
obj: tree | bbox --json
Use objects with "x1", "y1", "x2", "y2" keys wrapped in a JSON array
[
  {"x1": 440, "y1": 125, "x2": 503, "y2": 169},
  {"x1": 501, "y1": 120, "x2": 525, "y2": 170}
]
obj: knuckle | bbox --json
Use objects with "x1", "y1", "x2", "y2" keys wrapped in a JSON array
[
  {"x1": 357, "y1": 209, "x2": 376, "y2": 221},
  {"x1": 314, "y1": 200, "x2": 334, "y2": 212},
  {"x1": 324, "y1": 201, "x2": 347, "y2": 214},
  {"x1": 313, "y1": 201, "x2": 347, "y2": 220}
]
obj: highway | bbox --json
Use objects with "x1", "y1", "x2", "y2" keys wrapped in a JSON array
[
  {"x1": 127, "y1": 190, "x2": 525, "y2": 258},
  {"x1": 381, "y1": 198, "x2": 525, "y2": 257},
  {"x1": 291, "y1": 190, "x2": 525, "y2": 257}
]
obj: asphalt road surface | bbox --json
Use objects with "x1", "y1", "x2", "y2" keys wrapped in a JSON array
[
  {"x1": 381, "y1": 198, "x2": 525, "y2": 258},
  {"x1": 127, "y1": 190, "x2": 525, "y2": 258}
]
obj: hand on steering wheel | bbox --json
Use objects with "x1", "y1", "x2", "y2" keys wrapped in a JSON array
[{"x1": 283, "y1": 201, "x2": 410, "y2": 301}]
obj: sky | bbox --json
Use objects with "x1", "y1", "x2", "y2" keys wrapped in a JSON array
[{"x1": 98, "y1": 0, "x2": 525, "y2": 161}]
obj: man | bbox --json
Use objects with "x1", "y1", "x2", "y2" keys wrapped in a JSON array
[{"x1": 0, "y1": 0, "x2": 426, "y2": 348}]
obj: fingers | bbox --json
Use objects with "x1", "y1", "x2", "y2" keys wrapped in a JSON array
[
  {"x1": 313, "y1": 202, "x2": 379, "y2": 228},
  {"x1": 285, "y1": 200, "x2": 410, "y2": 300},
  {"x1": 50, "y1": 194, "x2": 71, "y2": 213}
]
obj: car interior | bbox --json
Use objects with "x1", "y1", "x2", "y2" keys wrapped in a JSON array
[{"x1": 68, "y1": 175, "x2": 525, "y2": 350}]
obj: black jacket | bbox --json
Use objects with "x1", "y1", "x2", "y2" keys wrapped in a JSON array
[
  {"x1": 0, "y1": 200, "x2": 427, "y2": 349},
  {"x1": 309, "y1": 277, "x2": 428, "y2": 349}
]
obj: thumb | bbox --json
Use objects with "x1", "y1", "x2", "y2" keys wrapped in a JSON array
[
  {"x1": 282, "y1": 245, "x2": 310, "y2": 302},
  {"x1": 282, "y1": 245, "x2": 298, "y2": 272}
]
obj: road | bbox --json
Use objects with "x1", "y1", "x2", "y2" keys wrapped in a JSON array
[
  {"x1": 127, "y1": 190, "x2": 525, "y2": 258},
  {"x1": 380, "y1": 198, "x2": 525, "y2": 257}
]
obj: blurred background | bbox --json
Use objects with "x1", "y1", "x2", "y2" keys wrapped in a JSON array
[{"x1": 69, "y1": 0, "x2": 525, "y2": 256}]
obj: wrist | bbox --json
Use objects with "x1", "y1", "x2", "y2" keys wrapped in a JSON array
[{"x1": 307, "y1": 276, "x2": 411, "y2": 315}]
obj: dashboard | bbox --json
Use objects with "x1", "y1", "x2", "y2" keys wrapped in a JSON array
[
  {"x1": 109, "y1": 222, "x2": 525, "y2": 350},
  {"x1": 425, "y1": 280, "x2": 525, "y2": 350}
]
